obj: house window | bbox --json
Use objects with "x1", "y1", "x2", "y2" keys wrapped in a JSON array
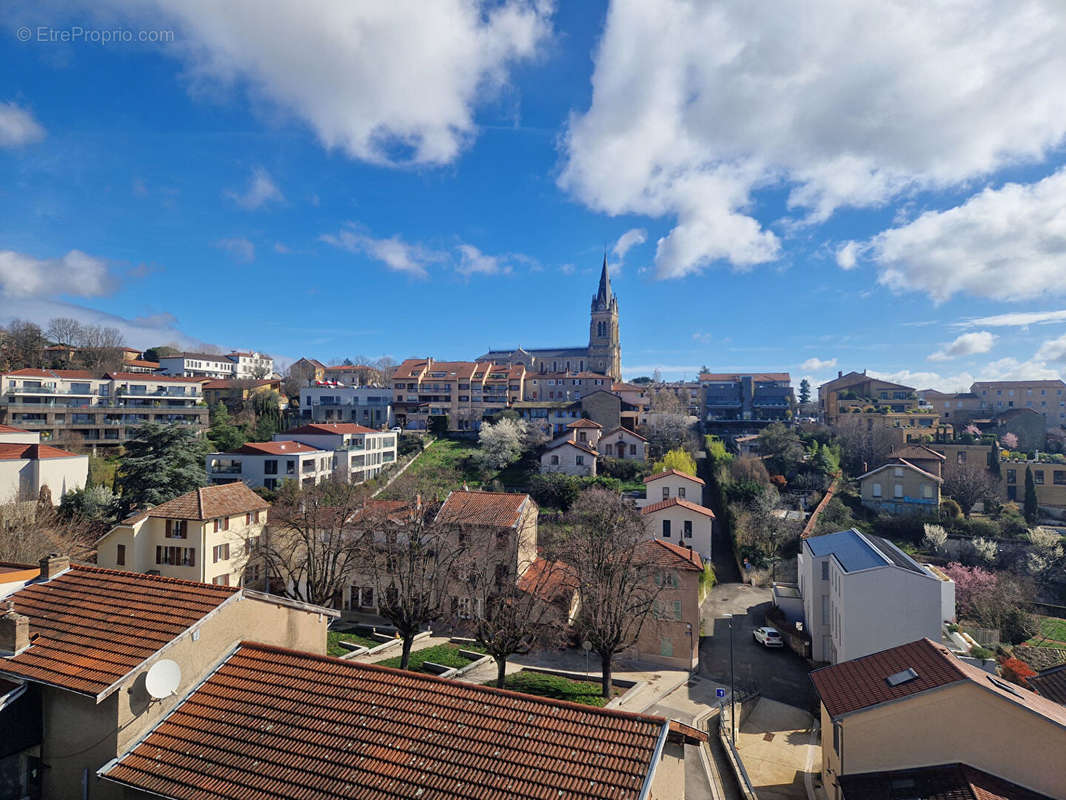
[
  {"x1": 550, "y1": 455, "x2": 559, "y2": 465},
  {"x1": 894, "y1": 484, "x2": 904, "y2": 498},
  {"x1": 264, "y1": 459, "x2": 278, "y2": 475},
  {"x1": 245, "y1": 512, "x2": 252, "y2": 525},
  {"x1": 833, "y1": 723, "x2": 840, "y2": 754},
  {"x1": 673, "y1": 600, "x2": 683, "y2": 620},
  {"x1": 1007, "y1": 469, "x2": 1016, "y2": 484},
  {"x1": 165, "y1": 520, "x2": 187, "y2": 539},
  {"x1": 116, "y1": 544, "x2": 126, "y2": 566},
  {"x1": 211, "y1": 574, "x2": 230, "y2": 587},
  {"x1": 872, "y1": 482, "x2": 882, "y2": 498},
  {"x1": 821, "y1": 595, "x2": 829, "y2": 624},
  {"x1": 576, "y1": 455, "x2": 584, "y2": 466},
  {"x1": 1035, "y1": 470, "x2": 1045, "y2": 485},
  {"x1": 678, "y1": 487, "x2": 686, "y2": 499},
  {"x1": 662, "y1": 520, "x2": 671, "y2": 538},
  {"x1": 212, "y1": 543, "x2": 230, "y2": 563},
  {"x1": 821, "y1": 561, "x2": 829, "y2": 581},
  {"x1": 359, "y1": 587, "x2": 375, "y2": 608},
  {"x1": 156, "y1": 546, "x2": 195, "y2": 567},
  {"x1": 630, "y1": 444, "x2": 637, "y2": 456},
  {"x1": 660, "y1": 638, "x2": 673, "y2": 658},
  {"x1": 893, "y1": 467, "x2": 903, "y2": 477},
  {"x1": 922, "y1": 484, "x2": 933, "y2": 499},
  {"x1": 1054, "y1": 470, "x2": 1066, "y2": 486},
  {"x1": 606, "y1": 444, "x2": 613, "y2": 455},
  {"x1": 213, "y1": 517, "x2": 230, "y2": 532},
  {"x1": 578, "y1": 431, "x2": 587, "y2": 442},
  {"x1": 662, "y1": 487, "x2": 670, "y2": 499},
  {"x1": 957, "y1": 452, "x2": 967, "y2": 464},
  {"x1": 684, "y1": 520, "x2": 693, "y2": 538}
]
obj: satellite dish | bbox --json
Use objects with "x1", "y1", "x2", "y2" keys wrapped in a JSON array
[{"x1": 145, "y1": 659, "x2": 181, "y2": 700}]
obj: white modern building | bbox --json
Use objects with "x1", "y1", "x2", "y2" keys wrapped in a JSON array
[
  {"x1": 0, "y1": 425, "x2": 88, "y2": 505},
  {"x1": 274, "y1": 423, "x2": 398, "y2": 484},
  {"x1": 797, "y1": 528, "x2": 955, "y2": 664},
  {"x1": 299, "y1": 384, "x2": 392, "y2": 428},
  {"x1": 227, "y1": 351, "x2": 275, "y2": 379},
  {"x1": 206, "y1": 441, "x2": 334, "y2": 491},
  {"x1": 158, "y1": 351, "x2": 274, "y2": 380}
]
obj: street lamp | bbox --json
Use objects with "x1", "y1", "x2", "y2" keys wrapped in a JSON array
[{"x1": 722, "y1": 613, "x2": 736, "y2": 745}]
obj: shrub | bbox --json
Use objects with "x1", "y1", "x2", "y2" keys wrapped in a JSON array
[
  {"x1": 970, "y1": 537, "x2": 998, "y2": 565},
  {"x1": 529, "y1": 473, "x2": 582, "y2": 511},
  {"x1": 922, "y1": 524, "x2": 948, "y2": 553},
  {"x1": 939, "y1": 498, "x2": 962, "y2": 521},
  {"x1": 969, "y1": 645, "x2": 994, "y2": 660},
  {"x1": 1001, "y1": 607, "x2": 1038, "y2": 645},
  {"x1": 999, "y1": 656, "x2": 1036, "y2": 687},
  {"x1": 428, "y1": 415, "x2": 449, "y2": 435},
  {"x1": 599, "y1": 458, "x2": 649, "y2": 482}
]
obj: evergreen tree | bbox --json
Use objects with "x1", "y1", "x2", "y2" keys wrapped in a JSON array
[
  {"x1": 117, "y1": 422, "x2": 209, "y2": 512},
  {"x1": 207, "y1": 403, "x2": 247, "y2": 451},
  {"x1": 1023, "y1": 465, "x2": 1039, "y2": 524},
  {"x1": 798, "y1": 378, "x2": 811, "y2": 405},
  {"x1": 652, "y1": 447, "x2": 698, "y2": 476},
  {"x1": 989, "y1": 439, "x2": 1001, "y2": 480}
]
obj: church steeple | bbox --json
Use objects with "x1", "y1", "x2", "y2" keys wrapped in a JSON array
[{"x1": 593, "y1": 251, "x2": 612, "y2": 310}]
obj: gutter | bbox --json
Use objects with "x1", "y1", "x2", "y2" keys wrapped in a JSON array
[
  {"x1": 0, "y1": 679, "x2": 26, "y2": 711},
  {"x1": 637, "y1": 720, "x2": 670, "y2": 800}
]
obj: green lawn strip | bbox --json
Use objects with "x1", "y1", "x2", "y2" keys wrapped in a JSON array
[
  {"x1": 1025, "y1": 616, "x2": 1066, "y2": 650},
  {"x1": 380, "y1": 438, "x2": 485, "y2": 498},
  {"x1": 490, "y1": 670, "x2": 616, "y2": 708},
  {"x1": 327, "y1": 631, "x2": 380, "y2": 657},
  {"x1": 376, "y1": 643, "x2": 485, "y2": 672}
]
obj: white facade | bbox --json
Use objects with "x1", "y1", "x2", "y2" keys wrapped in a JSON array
[
  {"x1": 158, "y1": 353, "x2": 236, "y2": 379},
  {"x1": 798, "y1": 528, "x2": 955, "y2": 664},
  {"x1": 228, "y1": 351, "x2": 275, "y2": 380},
  {"x1": 638, "y1": 470, "x2": 704, "y2": 508},
  {"x1": 0, "y1": 425, "x2": 40, "y2": 445},
  {"x1": 540, "y1": 440, "x2": 597, "y2": 476},
  {"x1": 597, "y1": 426, "x2": 647, "y2": 461},
  {"x1": 299, "y1": 385, "x2": 392, "y2": 428},
  {"x1": 273, "y1": 424, "x2": 398, "y2": 484},
  {"x1": 0, "y1": 429, "x2": 88, "y2": 505},
  {"x1": 640, "y1": 499, "x2": 714, "y2": 562},
  {"x1": 207, "y1": 442, "x2": 334, "y2": 491}
]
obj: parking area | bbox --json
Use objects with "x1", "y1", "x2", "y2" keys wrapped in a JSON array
[{"x1": 700, "y1": 583, "x2": 817, "y2": 710}]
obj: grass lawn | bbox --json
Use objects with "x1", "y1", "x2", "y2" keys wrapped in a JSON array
[
  {"x1": 377, "y1": 643, "x2": 485, "y2": 672},
  {"x1": 491, "y1": 670, "x2": 617, "y2": 707},
  {"x1": 379, "y1": 438, "x2": 485, "y2": 498},
  {"x1": 1025, "y1": 616, "x2": 1066, "y2": 650},
  {"x1": 327, "y1": 631, "x2": 380, "y2": 657}
]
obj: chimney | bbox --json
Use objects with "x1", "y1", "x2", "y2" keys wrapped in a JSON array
[
  {"x1": 0, "y1": 603, "x2": 30, "y2": 656},
  {"x1": 838, "y1": 370, "x2": 843, "y2": 378},
  {"x1": 39, "y1": 553, "x2": 70, "y2": 581}
]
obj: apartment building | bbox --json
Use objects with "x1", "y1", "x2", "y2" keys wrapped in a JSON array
[
  {"x1": 201, "y1": 378, "x2": 287, "y2": 411},
  {"x1": 391, "y1": 357, "x2": 525, "y2": 430},
  {"x1": 818, "y1": 371, "x2": 918, "y2": 425},
  {"x1": 0, "y1": 369, "x2": 208, "y2": 449},
  {"x1": 812, "y1": 638, "x2": 1066, "y2": 800},
  {"x1": 0, "y1": 425, "x2": 88, "y2": 504},
  {"x1": 97, "y1": 483, "x2": 270, "y2": 586},
  {"x1": 797, "y1": 529, "x2": 954, "y2": 664},
  {"x1": 917, "y1": 389, "x2": 981, "y2": 422},
  {"x1": 522, "y1": 372, "x2": 613, "y2": 402},
  {"x1": 971, "y1": 379, "x2": 1066, "y2": 430},
  {"x1": 206, "y1": 441, "x2": 334, "y2": 490},
  {"x1": 158, "y1": 350, "x2": 274, "y2": 380},
  {"x1": 0, "y1": 554, "x2": 331, "y2": 800},
  {"x1": 1003, "y1": 459, "x2": 1066, "y2": 510},
  {"x1": 227, "y1": 350, "x2": 275, "y2": 379},
  {"x1": 857, "y1": 458, "x2": 942, "y2": 514},
  {"x1": 700, "y1": 372, "x2": 794, "y2": 421},
  {"x1": 299, "y1": 383, "x2": 392, "y2": 427},
  {"x1": 510, "y1": 400, "x2": 584, "y2": 434},
  {"x1": 275, "y1": 422, "x2": 397, "y2": 483}
]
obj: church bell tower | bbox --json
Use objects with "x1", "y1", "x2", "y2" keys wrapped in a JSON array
[{"x1": 588, "y1": 253, "x2": 621, "y2": 381}]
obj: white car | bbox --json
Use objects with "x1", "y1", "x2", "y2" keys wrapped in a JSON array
[
  {"x1": 390, "y1": 426, "x2": 402, "y2": 432},
  {"x1": 753, "y1": 627, "x2": 784, "y2": 648}
]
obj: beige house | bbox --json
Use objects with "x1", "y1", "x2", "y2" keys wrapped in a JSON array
[
  {"x1": 289, "y1": 357, "x2": 326, "y2": 385},
  {"x1": 1003, "y1": 459, "x2": 1066, "y2": 510},
  {"x1": 811, "y1": 638, "x2": 1066, "y2": 800},
  {"x1": 96, "y1": 483, "x2": 270, "y2": 587},
  {"x1": 818, "y1": 371, "x2": 918, "y2": 425},
  {"x1": 640, "y1": 497, "x2": 715, "y2": 563},
  {"x1": 633, "y1": 539, "x2": 703, "y2": 670},
  {"x1": 540, "y1": 438, "x2": 598, "y2": 476},
  {"x1": 857, "y1": 458, "x2": 942, "y2": 514},
  {"x1": 391, "y1": 358, "x2": 526, "y2": 431},
  {"x1": 0, "y1": 426, "x2": 87, "y2": 505},
  {"x1": 0, "y1": 555, "x2": 332, "y2": 800},
  {"x1": 598, "y1": 425, "x2": 647, "y2": 461},
  {"x1": 640, "y1": 469, "x2": 705, "y2": 507},
  {"x1": 566, "y1": 418, "x2": 602, "y2": 448}
]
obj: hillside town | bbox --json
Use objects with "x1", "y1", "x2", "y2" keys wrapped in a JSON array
[{"x1": 5, "y1": 3, "x2": 1066, "y2": 799}]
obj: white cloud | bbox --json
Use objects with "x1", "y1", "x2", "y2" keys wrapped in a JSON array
[
  {"x1": 560, "y1": 0, "x2": 1066, "y2": 278},
  {"x1": 456, "y1": 244, "x2": 511, "y2": 277},
  {"x1": 1036, "y1": 333, "x2": 1066, "y2": 363},
  {"x1": 857, "y1": 168, "x2": 1066, "y2": 302},
  {"x1": 215, "y1": 237, "x2": 256, "y2": 263},
  {"x1": 959, "y1": 309, "x2": 1066, "y2": 329},
  {"x1": 871, "y1": 354, "x2": 1061, "y2": 394},
  {"x1": 928, "y1": 331, "x2": 998, "y2": 362},
  {"x1": 273, "y1": 241, "x2": 291, "y2": 254},
  {"x1": 0, "y1": 103, "x2": 45, "y2": 147},
  {"x1": 321, "y1": 226, "x2": 442, "y2": 278},
  {"x1": 835, "y1": 241, "x2": 859, "y2": 270},
  {"x1": 0, "y1": 249, "x2": 114, "y2": 297},
  {"x1": 226, "y1": 167, "x2": 283, "y2": 210},
  {"x1": 801, "y1": 357, "x2": 837, "y2": 371},
  {"x1": 128, "y1": 0, "x2": 550, "y2": 166},
  {"x1": 612, "y1": 227, "x2": 646, "y2": 261},
  {"x1": 692, "y1": 331, "x2": 712, "y2": 343}
]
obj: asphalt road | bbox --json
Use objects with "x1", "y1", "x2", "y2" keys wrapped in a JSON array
[{"x1": 699, "y1": 583, "x2": 817, "y2": 711}]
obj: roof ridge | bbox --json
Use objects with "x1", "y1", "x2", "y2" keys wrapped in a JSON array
[{"x1": 70, "y1": 562, "x2": 241, "y2": 594}]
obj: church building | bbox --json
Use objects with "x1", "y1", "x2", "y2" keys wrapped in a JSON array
[{"x1": 477, "y1": 255, "x2": 622, "y2": 381}]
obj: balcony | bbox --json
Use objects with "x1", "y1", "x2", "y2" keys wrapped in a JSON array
[{"x1": 209, "y1": 464, "x2": 242, "y2": 474}]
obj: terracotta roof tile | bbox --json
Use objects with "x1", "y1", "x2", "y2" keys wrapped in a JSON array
[
  {"x1": 227, "y1": 441, "x2": 322, "y2": 456},
  {"x1": 567, "y1": 419, "x2": 603, "y2": 428},
  {"x1": 601, "y1": 426, "x2": 647, "y2": 441},
  {"x1": 839, "y1": 763, "x2": 1054, "y2": 800},
  {"x1": 100, "y1": 642, "x2": 669, "y2": 800},
  {"x1": 0, "y1": 443, "x2": 81, "y2": 461},
  {"x1": 0, "y1": 424, "x2": 31, "y2": 434},
  {"x1": 1027, "y1": 664, "x2": 1066, "y2": 707},
  {"x1": 132, "y1": 483, "x2": 269, "y2": 522},
  {"x1": 641, "y1": 539, "x2": 704, "y2": 571},
  {"x1": 3, "y1": 368, "x2": 96, "y2": 379},
  {"x1": 284, "y1": 422, "x2": 380, "y2": 435},
  {"x1": 436, "y1": 490, "x2": 532, "y2": 528},
  {"x1": 0, "y1": 565, "x2": 236, "y2": 698},
  {"x1": 516, "y1": 557, "x2": 579, "y2": 605},
  {"x1": 640, "y1": 497, "x2": 716, "y2": 520},
  {"x1": 643, "y1": 469, "x2": 704, "y2": 486}
]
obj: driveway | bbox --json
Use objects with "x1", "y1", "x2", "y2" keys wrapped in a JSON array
[{"x1": 700, "y1": 583, "x2": 817, "y2": 710}]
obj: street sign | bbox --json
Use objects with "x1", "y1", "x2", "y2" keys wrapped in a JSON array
[{"x1": 716, "y1": 688, "x2": 726, "y2": 698}]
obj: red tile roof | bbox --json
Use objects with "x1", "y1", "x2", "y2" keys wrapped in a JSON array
[
  {"x1": 545, "y1": 438, "x2": 600, "y2": 457},
  {"x1": 436, "y1": 490, "x2": 532, "y2": 528},
  {"x1": 0, "y1": 424, "x2": 31, "y2": 433},
  {"x1": 124, "y1": 359, "x2": 160, "y2": 369},
  {"x1": 228, "y1": 441, "x2": 322, "y2": 456},
  {"x1": 640, "y1": 497, "x2": 716, "y2": 520},
  {"x1": 0, "y1": 443, "x2": 81, "y2": 461},
  {"x1": 602, "y1": 425, "x2": 647, "y2": 441},
  {"x1": 641, "y1": 539, "x2": 704, "y2": 571},
  {"x1": 3, "y1": 368, "x2": 95, "y2": 379},
  {"x1": 516, "y1": 557, "x2": 579, "y2": 605},
  {"x1": 0, "y1": 565, "x2": 237, "y2": 699},
  {"x1": 1028, "y1": 664, "x2": 1066, "y2": 707},
  {"x1": 284, "y1": 422, "x2": 380, "y2": 435},
  {"x1": 813, "y1": 638, "x2": 1066, "y2": 728},
  {"x1": 567, "y1": 419, "x2": 603, "y2": 428},
  {"x1": 644, "y1": 469, "x2": 704, "y2": 486},
  {"x1": 839, "y1": 763, "x2": 1055, "y2": 800},
  {"x1": 126, "y1": 483, "x2": 269, "y2": 522},
  {"x1": 100, "y1": 642, "x2": 670, "y2": 800},
  {"x1": 857, "y1": 458, "x2": 943, "y2": 484}
]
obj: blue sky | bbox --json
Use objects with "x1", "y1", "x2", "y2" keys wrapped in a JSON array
[{"x1": 3, "y1": 1, "x2": 1066, "y2": 391}]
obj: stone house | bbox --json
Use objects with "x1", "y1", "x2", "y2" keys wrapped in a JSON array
[
  {"x1": 857, "y1": 458, "x2": 942, "y2": 514},
  {"x1": 633, "y1": 539, "x2": 703, "y2": 670}
]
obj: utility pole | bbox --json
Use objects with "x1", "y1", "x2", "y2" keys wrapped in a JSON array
[{"x1": 729, "y1": 613, "x2": 736, "y2": 745}]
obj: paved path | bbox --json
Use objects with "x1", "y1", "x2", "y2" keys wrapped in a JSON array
[{"x1": 734, "y1": 699, "x2": 818, "y2": 800}]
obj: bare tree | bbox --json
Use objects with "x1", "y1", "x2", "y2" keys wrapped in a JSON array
[
  {"x1": 353, "y1": 500, "x2": 469, "y2": 669},
  {"x1": 555, "y1": 488, "x2": 662, "y2": 697},
  {"x1": 0, "y1": 502, "x2": 95, "y2": 564},
  {"x1": 46, "y1": 317, "x2": 85, "y2": 347},
  {"x1": 1, "y1": 319, "x2": 47, "y2": 370},
  {"x1": 833, "y1": 415, "x2": 899, "y2": 475},
  {"x1": 77, "y1": 324, "x2": 126, "y2": 372},
  {"x1": 943, "y1": 460, "x2": 998, "y2": 518},
  {"x1": 455, "y1": 531, "x2": 569, "y2": 687},
  {"x1": 259, "y1": 480, "x2": 372, "y2": 607}
]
